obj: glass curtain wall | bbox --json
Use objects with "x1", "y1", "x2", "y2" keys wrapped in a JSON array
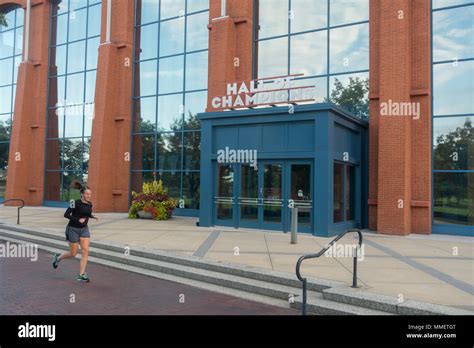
[
  {"x1": 0, "y1": 7, "x2": 23, "y2": 198},
  {"x1": 44, "y1": 0, "x2": 102, "y2": 204},
  {"x1": 432, "y1": 0, "x2": 474, "y2": 228},
  {"x1": 255, "y1": 0, "x2": 369, "y2": 119},
  {"x1": 131, "y1": 0, "x2": 209, "y2": 211}
]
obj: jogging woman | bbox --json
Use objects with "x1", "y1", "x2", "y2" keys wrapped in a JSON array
[{"x1": 51, "y1": 180, "x2": 99, "y2": 282}]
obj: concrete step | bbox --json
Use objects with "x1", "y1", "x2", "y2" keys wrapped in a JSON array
[
  {"x1": 290, "y1": 293, "x2": 393, "y2": 315},
  {"x1": 0, "y1": 224, "x2": 342, "y2": 291}
]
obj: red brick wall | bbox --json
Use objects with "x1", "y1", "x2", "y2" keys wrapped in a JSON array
[{"x1": 368, "y1": 0, "x2": 432, "y2": 235}]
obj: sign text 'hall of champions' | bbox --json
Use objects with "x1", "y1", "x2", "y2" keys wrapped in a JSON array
[{"x1": 211, "y1": 75, "x2": 316, "y2": 110}]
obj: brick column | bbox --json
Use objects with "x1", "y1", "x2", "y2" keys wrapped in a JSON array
[
  {"x1": 87, "y1": 0, "x2": 134, "y2": 212},
  {"x1": 369, "y1": 0, "x2": 432, "y2": 235},
  {"x1": 3, "y1": 0, "x2": 50, "y2": 206},
  {"x1": 207, "y1": 0, "x2": 254, "y2": 111}
]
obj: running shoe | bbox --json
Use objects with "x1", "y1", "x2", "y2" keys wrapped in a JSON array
[
  {"x1": 77, "y1": 273, "x2": 90, "y2": 282},
  {"x1": 52, "y1": 253, "x2": 60, "y2": 269}
]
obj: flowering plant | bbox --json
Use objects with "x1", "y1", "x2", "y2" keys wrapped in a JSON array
[{"x1": 128, "y1": 179, "x2": 177, "y2": 220}]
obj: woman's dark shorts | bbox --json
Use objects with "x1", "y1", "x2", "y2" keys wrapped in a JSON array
[{"x1": 65, "y1": 225, "x2": 90, "y2": 243}]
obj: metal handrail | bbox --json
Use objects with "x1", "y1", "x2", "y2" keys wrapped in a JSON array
[
  {"x1": 0, "y1": 199, "x2": 25, "y2": 225},
  {"x1": 295, "y1": 228, "x2": 363, "y2": 315}
]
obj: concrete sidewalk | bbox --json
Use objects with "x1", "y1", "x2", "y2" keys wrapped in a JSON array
[{"x1": 0, "y1": 206, "x2": 473, "y2": 310}]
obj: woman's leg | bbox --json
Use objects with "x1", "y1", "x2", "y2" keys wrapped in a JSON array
[
  {"x1": 58, "y1": 242, "x2": 78, "y2": 261},
  {"x1": 79, "y1": 237, "x2": 90, "y2": 275}
]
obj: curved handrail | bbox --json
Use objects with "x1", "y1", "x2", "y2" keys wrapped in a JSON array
[
  {"x1": 0, "y1": 199, "x2": 25, "y2": 225},
  {"x1": 295, "y1": 229, "x2": 363, "y2": 315}
]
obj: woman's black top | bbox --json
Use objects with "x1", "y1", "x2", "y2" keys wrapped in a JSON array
[{"x1": 64, "y1": 199, "x2": 96, "y2": 228}]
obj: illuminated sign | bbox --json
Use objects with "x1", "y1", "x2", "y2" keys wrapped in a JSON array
[{"x1": 211, "y1": 74, "x2": 316, "y2": 110}]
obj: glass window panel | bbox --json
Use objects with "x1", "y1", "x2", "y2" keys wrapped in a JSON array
[
  {"x1": 13, "y1": 56, "x2": 21, "y2": 81},
  {"x1": 87, "y1": 4, "x2": 102, "y2": 37},
  {"x1": 0, "y1": 29, "x2": 14, "y2": 58},
  {"x1": 132, "y1": 134, "x2": 155, "y2": 170},
  {"x1": 184, "y1": 91, "x2": 206, "y2": 129},
  {"x1": 187, "y1": 0, "x2": 209, "y2": 13},
  {"x1": 185, "y1": 51, "x2": 208, "y2": 91},
  {"x1": 434, "y1": 172, "x2": 473, "y2": 226},
  {"x1": 47, "y1": 107, "x2": 65, "y2": 138},
  {"x1": 61, "y1": 171, "x2": 84, "y2": 202},
  {"x1": 182, "y1": 171, "x2": 200, "y2": 209},
  {"x1": 44, "y1": 170, "x2": 62, "y2": 201},
  {"x1": 53, "y1": 44, "x2": 67, "y2": 76},
  {"x1": 136, "y1": 96, "x2": 157, "y2": 133},
  {"x1": 330, "y1": 0, "x2": 369, "y2": 26},
  {"x1": 0, "y1": 142, "x2": 9, "y2": 170},
  {"x1": 258, "y1": 37, "x2": 288, "y2": 78},
  {"x1": 186, "y1": 11, "x2": 208, "y2": 52},
  {"x1": 158, "y1": 132, "x2": 182, "y2": 171},
  {"x1": 70, "y1": 0, "x2": 86, "y2": 11},
  {"x1": 85, "y1": 70, "x2": 96, "y2": 104},
  {"x1": 333, "y1": 163, "x2": 344, "y2": 223},
  {"x1": 138, "y1": 23, "x2": 159, "y2": 60},
  {"x1": 0, "y1": 86, "x2": 12, "y2": 114},
  {"x1": 183, "y1": 131, "x2": 200, "y2": 170},
  {"x1": 14, "y1": 27, "x2": 23, "y2": 56},
  {"x1": 433, "y1": 6, "x2": 474, "y2": 62},
  {"x1": 45, "y1": 139, "x2": 63, "y2": 170},
  {"x1": 240, "y1": 164, "x2": 259, "y2": 221},
  {"x1": 433, "y1": 0, "x2": 474, "y2": 9},
  {"x1": 139, "y1": 59, "x2": 158, "y2": 96},
  {"x1": 53, "y1": 0, "x2": 69, "y2": 15},
  {"x1": 159, "y1": 17, "x2": 185, "y2": 57},
  {"x1": 66, "y1": 72, "x2": 85, "y2": 105},
  {"x1": 291, "y1": 30, "x2": 327, "y2": 76},
  {"x1": 68, "y1": 8, "x2": 87, "y2": 42},
  {"x1": 131, "y1": 171, "x2": 156, "y2": 193},
  {"x1": 64, "y1": 107, "x2": 84, "y2": 138},
  {"x1": 330, "y1": 23, "x2": 369, "y2": 74},
  {"x1": 15, "y1": 7, "x2": 24, "y2": 26},
  {"x1": 158, "y1": 93, "x2": 184, "y2": 131},
  {"x1": 160, "y1": 0, "x2": 185, "y2": 20},
  {"x1": 345, "y1": 165, "x2": 355, "y2": 221},
  {"x1": 290, "y1": 0, "x2": 327, "y2": 33},
  {"x1": 0, "y1": 58, "x2": 13, "y2": 86},
  {"x1": 158, "y1": 55, "x2": 184, "y2": 94},
  {"x1": 86, "y1": 37, "x2": 100, "y2": 70},
  {"x1": 55, "y1": 14, "x2": 68, "y2": 45},
  {"x1": 291, "y1": 77, "x2": 328, "y2": 103},
  {"x1": 258, "y1": 0, "x2": 288, "y2": 39},
  {"x1": 158, "y1": 171, "x2": 181, "y2": 199},
  {"x1": 67, "y1": 40, "x2": 86, "y2": 73},
  {"x1": 433, "y1": 116, "x2": 473, "y2": 170},
  {"x1": 330, "y1": 72, "x2": 369, "y2": 118},
  {"x1": 62, "y1": 138, "x2": 83, "y2": 170},
  {"x1": 433, "y1": 61, "x2": 474, "y2": 115},
  {"x1": 84, "y1": 111, "x2": 93, "y2": 137},
  {"x1": 83, "y1": 137, "x2": 91, "y2": 171},
  {"x1": 139, "y1": 0, "x2": 160, "y2": 25},
  {"x1": 0, "y1": 114, "x2": 11, "y2": 141},
  {"x1": 48, "y1": 75, "x2": 66, "y2": 107}
]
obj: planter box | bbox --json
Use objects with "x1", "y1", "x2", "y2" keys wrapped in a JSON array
[{"x1": 137, "y1": 210, "x2": 153, "y2": 219}]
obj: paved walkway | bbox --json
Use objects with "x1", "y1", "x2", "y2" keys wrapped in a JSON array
[
  {"x1": 1, "y1": 206, "x2": 473, "y2": 310},
  {"x1": 0, "y1": 246, "x2": 296, "y2": 315}
]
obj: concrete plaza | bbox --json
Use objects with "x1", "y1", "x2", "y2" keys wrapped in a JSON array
[{"x1": 0, "y1": 206, "x2": 472, "y2": 310}]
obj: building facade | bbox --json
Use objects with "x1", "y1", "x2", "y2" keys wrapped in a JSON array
[{"x1": 0, "y1": 0, "x2": 472, "y2": 236}]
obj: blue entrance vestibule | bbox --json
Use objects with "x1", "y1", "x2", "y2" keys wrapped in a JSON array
[{"x1": 198, "y1": 103, "x2": 368, "y2": 237}]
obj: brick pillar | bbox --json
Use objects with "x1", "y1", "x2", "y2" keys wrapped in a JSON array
[
  {"x1": 207, "y1": 0, "x2": 254, "y2": 111},
  {"x1": 369, "y1": 0, "x2": 432, "y2": 235},
  {"x1": 3, "y1": 0, "x2": 50, "y2": 206},
  {"x1": 87, "y1": 0, "x2": 134, "y2": 212}
]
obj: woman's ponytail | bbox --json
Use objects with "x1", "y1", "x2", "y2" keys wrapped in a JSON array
[{"x1": 71, "y1": 180, "x2": 90, "y2": 194}]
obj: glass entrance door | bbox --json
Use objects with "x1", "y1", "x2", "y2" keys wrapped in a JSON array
[
  {"x1": 214, "y1": 164, "x2": 235, "y2": 226},
  {"x1": 213, "y1": 161, "x2": 313, "y2": 233},
  {"x1": 286, "y1": 163, "x2": 313, "y2": 233}
]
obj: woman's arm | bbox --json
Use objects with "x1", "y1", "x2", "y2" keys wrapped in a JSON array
[{"x1": 64, "y1": 206, "x2": 81, "y2": 223}]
